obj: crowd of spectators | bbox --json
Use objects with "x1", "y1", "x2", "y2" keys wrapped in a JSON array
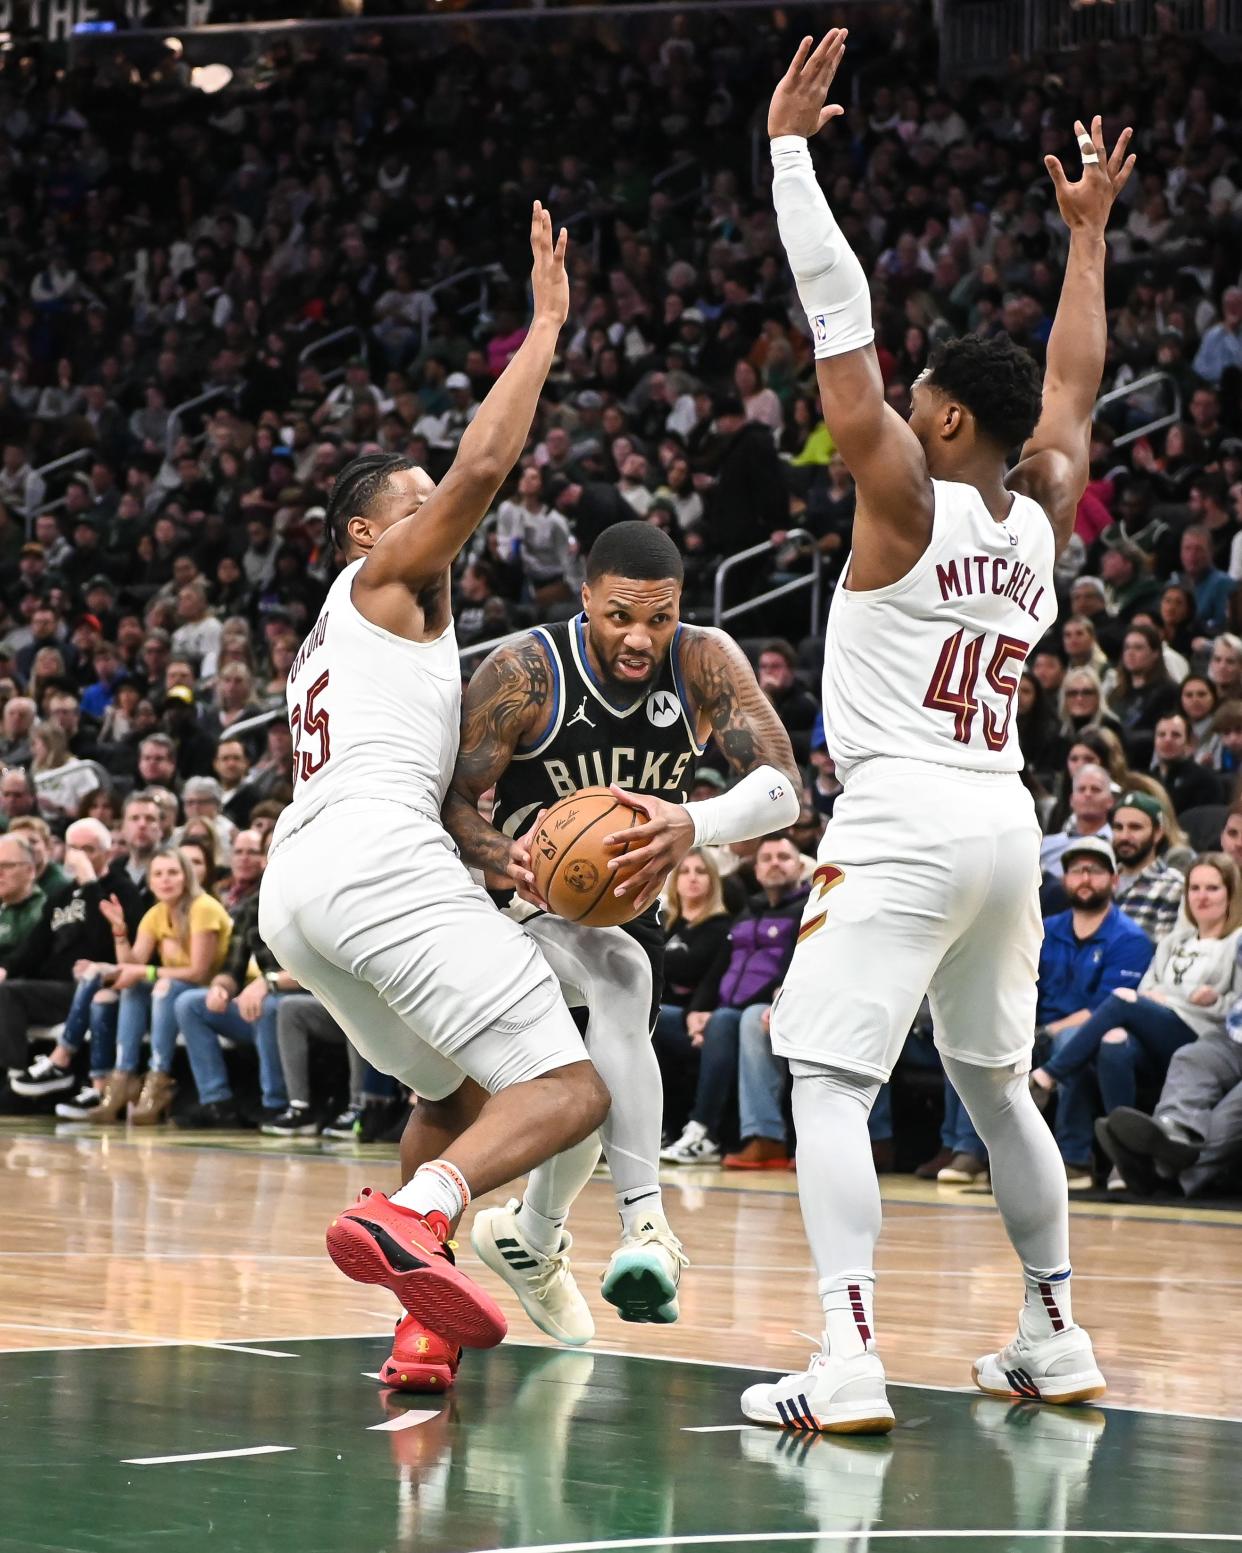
[{"x1": 0, "y1": 11, "x2": 1240, "y2": 1191}]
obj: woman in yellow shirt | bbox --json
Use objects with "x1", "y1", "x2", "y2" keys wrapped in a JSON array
[{"x1": 94, "y1": 847, "x2": 233, "y2": 1124}]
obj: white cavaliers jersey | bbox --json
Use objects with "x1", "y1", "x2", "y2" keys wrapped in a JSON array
[
  {"x1": 824, "y1": 478, "x2": 1057, "y2": 779},
  {"x1": 270, "y1": 559, "x2": 461, "y2": 848}
]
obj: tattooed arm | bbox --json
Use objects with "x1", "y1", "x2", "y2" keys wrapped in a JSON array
[
  {"x1": 677, "y1": 626, "x2": 800, "y2": 790},
  {"x1": 442, "y1": 635, "x2": 552, "y2": 897},
  {"x1": 604, "y1": 627, "x2": 802, "y2": 911}
]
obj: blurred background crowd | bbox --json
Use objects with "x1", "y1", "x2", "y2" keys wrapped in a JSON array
[{"x1": 0, "y1": 3, "x2": 1240, "y2": 1199}]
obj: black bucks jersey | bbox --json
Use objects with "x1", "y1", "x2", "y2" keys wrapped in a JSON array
[{"x1": 491, "y1": 615, "x2": 707, "y2": 841}]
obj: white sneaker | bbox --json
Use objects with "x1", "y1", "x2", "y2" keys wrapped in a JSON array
[
  {"x1": 659, "y1": 1120, "x2": 721, "y2": 1165},
  {"x1": 11, "y1": 1054, "x2": 76, "y2": 1098},
  {"x1": 471, "y1": 1199, "x2": 595, "y2": 1347},
  {"x1": 740, "y1": 1346, "x2": 895, "y2": 1435},
  {"x1": 601, "y1": 1209, "x2": 689, "y2": 1324},
  {"x1": 972, "y1": 1325, "x2": 1106, "y2": 1405},
  {"x1": 55, "y1": 1086, "x2": 103, "y2": 1121}
]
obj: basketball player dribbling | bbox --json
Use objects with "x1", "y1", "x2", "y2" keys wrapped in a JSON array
[
  {"x1": 259, "y1": 205, "x2": 614, "y2": 1355},
  {"x1": 740, "y1": 33, "x2": 1136, "y2": 1432},
  {"x1": 383, "y1": 520, "x2": 798, "y2": 1365}
]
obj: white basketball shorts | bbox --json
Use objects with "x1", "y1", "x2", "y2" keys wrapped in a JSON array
[
  {"x1": 770, "y1": 758, "x2": 1043, "y2": 1082},
  {"x1": 259, "y1": 800, "x2": 584, "y2": 1100}
]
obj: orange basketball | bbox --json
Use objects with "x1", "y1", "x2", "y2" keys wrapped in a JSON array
[{"x1": 530, "y1": 786, "x2": 645, "y2": 928}]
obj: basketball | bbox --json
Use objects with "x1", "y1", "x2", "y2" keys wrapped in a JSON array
[{"x1": 530, "y1": 786, "x2": 645, "y2": 928}]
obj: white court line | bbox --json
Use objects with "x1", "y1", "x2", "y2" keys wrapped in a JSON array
[
  {"x1": 201, "y1": 1343, "x2": 299, "y2": 1359},
  {"x1": 367, "y1": 1408, "x2": 438, "y2": 1433},
  {"x1": 122, "y1": 1444, "x2": 294, "y2": 1466},
  {"x1": 681, "y1": 1425, "x2": 759, "y2": 1434},
  {"x1": 468, "y1": 1534, "x2": 1242, "y2": 1553}
]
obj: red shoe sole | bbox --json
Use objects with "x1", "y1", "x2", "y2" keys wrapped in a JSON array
[
  {"x1": 326, "y1": 1215, "x2": 507, "y2": 1349},
  {"x1": 379, "y1": 1355, "x2": 457, "y2": 1392}
]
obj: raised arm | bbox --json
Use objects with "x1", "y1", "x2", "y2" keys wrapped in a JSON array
[
  {"x1": 605, "y1": 627, "x2": 801, "y2": 911},
  {"x1": 442, "y1": 635, "x2": 553, "y2": 899},
  {"x1": 356, "y1": 204, "x2": 568, "y2": 600},
  {"x1": 768, "y1": 33, "x2": 931, "y2": 587},
  {"x1": 1008, "y1": 116, "x2": 1135, "y2": 552}
]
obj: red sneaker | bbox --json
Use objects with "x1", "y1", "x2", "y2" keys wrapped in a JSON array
[
  {"x1": 326, "y1": 1187, "x2": 507, "y2": 1349},
  {"x1": 379, "y1": 1314, "x2": 461, "y2": 1393}
]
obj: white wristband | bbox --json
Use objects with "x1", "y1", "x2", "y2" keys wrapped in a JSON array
[
  {"x1": 770, "y1": 136, "x2": 874, "y2": 360},
  {"x1": 685, "y1": 765, "x2": 801, "y2": 848}
]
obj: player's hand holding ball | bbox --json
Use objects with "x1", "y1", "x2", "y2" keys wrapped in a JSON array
[
  {"x1": 506, "y1": 809, "x2": 551, "y2": 913},
  {"x1": 603, "y1": 785, "x2": 695, "y2": 914}
]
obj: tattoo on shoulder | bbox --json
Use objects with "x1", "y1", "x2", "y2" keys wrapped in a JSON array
[
  {"x1": 456, "y1": 635, "x2": 551, "y2": 791},
  {"x1": 679, "y1": 627, "x2": 796, "y2": 781}
]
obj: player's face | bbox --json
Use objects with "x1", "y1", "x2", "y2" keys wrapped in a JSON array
[
  {"x1": 581, "y1": 574, "x2": 680, "y2": 689},
  {"x1": 348, "y1": 467, "x2": 436, "y2": 552}
]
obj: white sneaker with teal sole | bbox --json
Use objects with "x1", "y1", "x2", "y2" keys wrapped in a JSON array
[
  {"x1": 471, "y1": 1199, "x2": 595, "y2": 1347},
  {"x1": 600, "y1": 1209, "x2": 688, "y2": 1324}
]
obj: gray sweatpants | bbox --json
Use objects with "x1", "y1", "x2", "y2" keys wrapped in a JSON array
[
  {"x1": 275, "y1": 994, "x2": 377, "y2": 1110},
  {"x1": 1157, "y1": 1036, "x2": 1242, "y2": 1195}
]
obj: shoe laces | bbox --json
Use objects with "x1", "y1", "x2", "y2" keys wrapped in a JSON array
[
  {"x1": 626, "y1": 1222, "x2": 690, "y2": 1269},
  {"x1": 524, "y1": 1241, "x2": 576, "y2": 1301}
]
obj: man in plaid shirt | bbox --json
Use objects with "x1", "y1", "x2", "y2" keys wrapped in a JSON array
[{"x1": 1110, "y1": 791, "x2": 1185, "y2": 944}]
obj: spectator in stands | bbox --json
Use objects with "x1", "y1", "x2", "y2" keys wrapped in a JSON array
[
  {"x1": 29, "y1": 720, "x2": 99, "y2": 820},
  {"x1": 1151, "y1": 712, "x2": 1225, "y2": 814},
  {"x1": 1062, "y1": 615, "x2": 1111, "y2": 680},
  {"x1": 659, "y1": 834, "x2": 808, "y2": 1167},
  {"x1": 1175, "y1": 526, "x2": 1235, "y2": 637},
  {"x1": 1033, "y1": 856, "x2": 1242, "y2": 1190},
  {"x1": 702, "y1": 397, "x2": 789, "y2": 559},
  {"x1": 1041, "y1": 762, "x2": 1115, "y2": 877},
  {"x1": 263, "y1": 996, "x2": 398, "y2": 1140},
  {"x1": 9, "y1": 816, "x2": 71, "y2": 903},
  {"x1": 1107, "y1": 624, "x2": 1179, "y2": 764},
  {"x1": 171, "y1": 832, "x2": 289, "y2": 1129},
  {"x1": 174, "y1": 775, "x2": 237, "y2": 868},
  {"x1": 652, "y1": 849, "x2": 733, "y2": 1137},
  {"x1": 1030, "y1": 836, "x2": 1154, "y2": 1188},
  {"x1": 493, "y1": 466, "x2": 573, "y2": 606},
  {"x1": 1182, "y1": 675, "x2": 1219, "y2": 746},
  {"x1": 1109, "y1": 791, "x2": 1187, "y2": 944},
  {"x1": 1208, "y1": 633, "x2": 1242, "y2": 705},
  {"x1": 1058, "y1": 668, "x2": 1121, "y2": 743},
  {"x1": 213, "y1": 738, "x2": 257, "y2": 829},
  {"x1": 0, "y1": 834, "x2": 52, "y2": 1097},
  {"x1": 1199, "y1": 702, "x2": 1242, "y2": 793},
  {"x1": 0, "y1": 696, "x2": 35, "y2": 766},
  {"x1": 755, "y1": 640, "x2": 819, "y2": 763},
  {"x1": 91, "y1": 845, "x2": 233, "y2": 1125},
  {"x1": 171, "y1": 581, "x2": 223, "y2": 679},
  {"x1": 136, "y1": 734, "x2": 180, "y2": 793}
]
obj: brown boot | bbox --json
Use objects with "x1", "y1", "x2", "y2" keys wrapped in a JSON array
[
  {"x1": 721, "y1": 1136, "x2": 791, "y2": 1170},
  {"x1": 131, "y1": 1071, "x2": 177, "y2": 1126},
  {"x1": 93, "y1": 1071, "x2": 143, "y2": 1124}
]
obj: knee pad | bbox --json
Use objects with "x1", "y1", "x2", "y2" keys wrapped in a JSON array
[{"x1": 790, "y1": 1058, "x2": 882, "y2": 1113}]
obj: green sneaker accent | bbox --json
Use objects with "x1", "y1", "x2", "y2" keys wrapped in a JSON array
[{"x1": 601, "y1": 1247, "x2": 680, "y2": 1325}]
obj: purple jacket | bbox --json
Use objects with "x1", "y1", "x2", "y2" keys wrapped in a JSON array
[{"x1": 693, "y1": 884, "x2": 811, "y2": 1012}]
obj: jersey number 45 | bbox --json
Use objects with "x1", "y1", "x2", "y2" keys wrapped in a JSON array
[{"x1": 922, "y1": 630, "x2": 1028, "y2": 751}]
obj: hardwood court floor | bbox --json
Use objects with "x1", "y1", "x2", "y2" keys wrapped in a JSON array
[{"x1": 2, "y1": 1121, "x2": 1241, "y2": 1552}]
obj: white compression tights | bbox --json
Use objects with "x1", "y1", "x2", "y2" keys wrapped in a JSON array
[{"x1": 792, "y1": 1058, "x2": 1071, "y2": 1351}]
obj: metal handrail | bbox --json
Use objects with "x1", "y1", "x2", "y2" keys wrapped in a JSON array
[
  {"x1": 27, "y1": 447, "x2": 94, "y2": 533},
  {"x1": 221, "y1": 705, "x2": 284, "y2": 742},
  {"x1": 426, "y1": 264, "x2": 509, "y2": 329},
  {"x1": 713, "y1": 527, "x2": 824, "y2": 635},
  {"x1": 1094, "y1": 369, "x2": 1182, "y2": 452},
  {"x1": 165, "y1": 386, "x2": 237, "y2": 458},
  {"x1": 297, "y1": 326, "x2": 367, "y2": 388}
]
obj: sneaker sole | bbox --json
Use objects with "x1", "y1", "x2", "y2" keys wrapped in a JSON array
[
  {"x1": 471, "y1": 1217, "x2": 595, "y2": 1347},
  {"x1": 260, "y1": 1124, "x2": 321, "y2": 1137},
  {"x1": 742, "y1": 1400, "x2": 895, "y2": 1435},
  {"x1": 326, "y1": 1214, "x2": 507, "y2": 1350},
  {"x1": 971, "y1": 1361, "x2": 1107, "y2": 1405},
  {"x1": 10, "y1": 1079, "x2": 75, "y2": 1098},
  {"x1": 601, "y1": 1251, "x2": 679, "y2": 1324},
  {"x1": 378, "y1": 1355, "x2": 457, "y2": 1392}
]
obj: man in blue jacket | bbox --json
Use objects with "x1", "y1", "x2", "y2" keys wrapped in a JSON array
[
  {"x1": 659, "y1": 834, "x2": 809, "y2": 1166},
  {"x1": 1036, "y1": 835, "x2": 1154, "y2": 1186}
]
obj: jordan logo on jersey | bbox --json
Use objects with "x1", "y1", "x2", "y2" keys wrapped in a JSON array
[
  {"x1": 566, "y1": 697, "x2": 595, "y2": 731},
  {"x1": 646, "y1": 691, "x2": 680, "y2": 728}
]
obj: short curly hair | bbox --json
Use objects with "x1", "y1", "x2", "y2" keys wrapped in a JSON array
[{"x1": 924, "y1": 334, "x2": 1043, "y2": 452}]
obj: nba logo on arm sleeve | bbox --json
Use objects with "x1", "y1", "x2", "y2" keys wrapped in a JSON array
[{"x1": 812, "y1": 314, "x2": 829, "y2": 349}]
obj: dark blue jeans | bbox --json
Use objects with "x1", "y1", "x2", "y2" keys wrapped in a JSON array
[
  {"x1": 1047, "y1": 992, "x2": 1197, "y2": 1164},
  {"x1": 61, "y1": 976, "x2": 117, "y2": 1079}
]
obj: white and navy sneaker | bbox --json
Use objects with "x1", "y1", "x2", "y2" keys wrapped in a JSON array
[
  {"x1": 55, "y1": 1086, "x2": 103, "y2": 1121},
  {"x1": 471, "y1": 1198, "x2": 595, "y2": 1347},
  {"x1": 741, "y1": 1347, "x2": 895, "y2": 1435},
  {"x1": 11, "y1": 1054, "x2": 75, "y2": 1098},
  {"x1": 658, "y1": 1121, "x2": 721, "y2": 1165},
  {"x1": 320, "y1": 1105, "x2": 363, "y2": 1139},
  {"x1": 972, "y1": 1325, "x2": 1106, "y2": 1405},
  {"x1": 601, "y1": 1210, "x2": 688, "y2": 1324}
]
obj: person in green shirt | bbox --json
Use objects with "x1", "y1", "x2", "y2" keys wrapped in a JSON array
[{"x1": 0, "y1": 832, "x2": 48, "y2": 1076}]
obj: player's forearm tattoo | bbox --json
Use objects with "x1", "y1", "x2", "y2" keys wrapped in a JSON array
[
  {"x1": 681, "y1": 628, "x2": 800, "y2": 789},
  {"x1": 444, "y1": 637, "x2": 551, "y2": 873}
]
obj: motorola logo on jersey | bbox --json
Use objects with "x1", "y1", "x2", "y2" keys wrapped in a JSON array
[{"x1": 646, "y1": 691, "x2": 680, "y2": 728}]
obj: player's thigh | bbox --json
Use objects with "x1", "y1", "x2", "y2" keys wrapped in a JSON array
[
  {"x1": 929, "y1": 821, "x2": 1042, "y2": 1071},
  {"x1": 524, "y1": 913, "x2": 653, "y2": 1032},
  {"x1": 450, "y1": 973, "x2": 594, "y2": 1096},
  {"x1": 263, "y1": 917, "x2": 465, "y2": 1102},
  {"x1": 770, "y1": 853, "x2": 960, "y2": 1083}
]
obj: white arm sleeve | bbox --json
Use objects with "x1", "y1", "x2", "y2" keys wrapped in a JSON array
[
  {"x1": 770, "y1": 135, "x2": 874, "y2": 360},
  {"x1": 684, "y1": 765, "x2": 801, "y2": 848}
]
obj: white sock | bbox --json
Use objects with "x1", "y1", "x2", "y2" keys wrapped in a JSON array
[
  {"x1": 1019, "y1": 1265, "x2": 1074, "y2": 1342},
  {"x1": 514, "y1": 1200, "x2": 565, "y2": 1256},
  {"x1": 391, "y1": 1158, "x2": 471, "y2": 1224},
  {"x1": 820, "y1": 1271, "x2": 876, "y2": 1358},
  {"x1": 616, "y1": 1185, "x2": 664, "y2": 1239}
]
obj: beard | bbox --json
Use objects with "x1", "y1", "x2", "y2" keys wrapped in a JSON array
[
  {"x1": 1112, "y1": 840, "x2": 1152, "y2": 869},
  {"x1": 1070, "y1": 884, "x2": 1113, "y2": 913}
]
